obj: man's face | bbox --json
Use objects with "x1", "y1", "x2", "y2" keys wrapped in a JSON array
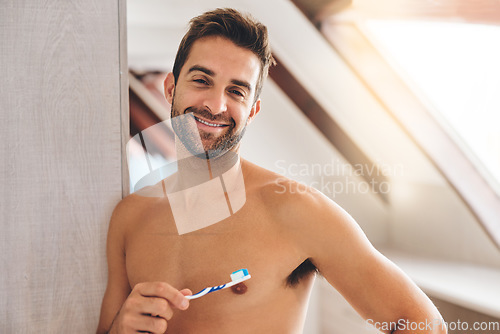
[{"x1": 165, "y1": 36, "x2": 261, "y2": 159}]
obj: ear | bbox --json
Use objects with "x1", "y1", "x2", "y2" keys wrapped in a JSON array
[
  {"x1": 246, "y1": 99, "x2": 261, "y2": 125},
  {"x1": 164, "y1": 72, "x2": 175, "y2": 104}
]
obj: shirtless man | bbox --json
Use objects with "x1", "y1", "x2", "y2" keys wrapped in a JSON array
[{"x1": 97, "y1": 8, "x2": 446, "y2": 334}]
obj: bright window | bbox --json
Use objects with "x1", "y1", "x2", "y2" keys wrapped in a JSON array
[{"x1": 365, "y1": 20, "x2": 500, "y2": 191}]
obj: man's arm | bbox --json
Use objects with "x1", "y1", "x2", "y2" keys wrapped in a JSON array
[
  {"x1": 282, "y1": 184, "x2": 447, "y2": 334},
  {"x1": 96, "y1": 201, "x2": 131, "y2": 334},
  {"x1": 96, "y1": 199, "x2": 190, "y2": 334}
]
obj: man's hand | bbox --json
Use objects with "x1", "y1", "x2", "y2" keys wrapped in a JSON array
[{"x1": 108, "y1": 282, "x2": 192, "y2": 334}]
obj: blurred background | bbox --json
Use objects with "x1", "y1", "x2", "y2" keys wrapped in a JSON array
[{"x1": 1, "y1": 0, "x2": 499, "y2": 332}]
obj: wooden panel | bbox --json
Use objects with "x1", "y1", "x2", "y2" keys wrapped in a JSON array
[
  {"x1": 291, "y1": 0, "x2": 351, "y2": 21},
  {"x1": 0, "y1": 0, "x2": 125, "y2": 332}
]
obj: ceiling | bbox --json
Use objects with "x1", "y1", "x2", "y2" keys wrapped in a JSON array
[{"x1": 126, "y1": 0, "x2": 350, "y2": 71}]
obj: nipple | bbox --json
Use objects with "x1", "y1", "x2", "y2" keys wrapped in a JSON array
[{"x1": 231, "y1": 282, "x2": 248, "y2": 295}]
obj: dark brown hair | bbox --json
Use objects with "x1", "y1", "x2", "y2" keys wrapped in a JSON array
[{"x1": 172, "y1": 8, "x2": 275, "y2": 103}]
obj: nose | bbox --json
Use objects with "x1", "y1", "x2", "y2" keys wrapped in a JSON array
[{"x1": 203, "y1": 88, "x2": 227, "y2": 115}]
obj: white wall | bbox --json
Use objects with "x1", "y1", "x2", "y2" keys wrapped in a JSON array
[
  {"x1": 0, "y1": 1, "x2": 126, "y2": 332},
  {"x1": 388, "y1": 180, "x2": 500, "y2": 268}
]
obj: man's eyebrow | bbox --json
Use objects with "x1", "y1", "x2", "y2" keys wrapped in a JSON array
[{"x1": 188, "y1": 65, "x2": 214, "y2": 76}]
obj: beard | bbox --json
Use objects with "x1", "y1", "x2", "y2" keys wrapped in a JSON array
[{"x1": 170, "y1": 98, "x2": 247, "y2": 160}]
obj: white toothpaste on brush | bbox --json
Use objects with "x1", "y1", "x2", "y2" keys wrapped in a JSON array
[{"x1": 185, "y1": 269, "x2": 251, "y2": 300}]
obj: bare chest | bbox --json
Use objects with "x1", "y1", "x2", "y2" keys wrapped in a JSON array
[{"x1": 125, "y1": 200, "x2": 307, "y2": 300}]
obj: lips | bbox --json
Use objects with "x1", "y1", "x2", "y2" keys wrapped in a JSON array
[{"x1": 193, "y1": 115, "x2": 229, "y2": 128}]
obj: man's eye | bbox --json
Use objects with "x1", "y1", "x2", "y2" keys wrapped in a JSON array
[
  {"x1": 194, "y1": 79, "x2": 208, "y2": 85},
  {"x1": 230, "y1": 89, "x2": 244, "y2": 97}
]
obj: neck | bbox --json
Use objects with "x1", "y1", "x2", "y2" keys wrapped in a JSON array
[{"x1": 172, "y1": 145, "x2": 241, "y2": 191}]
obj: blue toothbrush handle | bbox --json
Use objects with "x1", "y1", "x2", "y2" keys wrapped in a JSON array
[{"x1": 186, "y1": 284, "x2": 226, "y2": 300}]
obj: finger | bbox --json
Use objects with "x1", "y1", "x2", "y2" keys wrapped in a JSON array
[
  {"x1": 136, "y1": 313, "x2": 168, "y2": 334},
  {"x1": 139, "y1": 296, "x2": 174, "y2": 321},
  {"x1": 136, "y1": 282, "x2": 190, "y2": 310}
]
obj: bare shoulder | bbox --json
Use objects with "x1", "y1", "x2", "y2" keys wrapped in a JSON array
[
  {"x1": 111, "y1": 191, "x2": 155, "y2": 223},
  {"x1": 108, "y1": 187, "x2": 171, "y2": 238},
  {"x1": 241, "y1": 158, "x2": 350, "y2": 228}
]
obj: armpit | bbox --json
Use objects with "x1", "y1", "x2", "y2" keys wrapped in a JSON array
[{"x1": 286, "y1": 258, "x2": 319, "y2": 287}]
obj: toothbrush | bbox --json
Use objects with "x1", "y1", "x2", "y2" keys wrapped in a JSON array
[{"x1": 185, "y1": 269, "x2": 251, "y2": 300}]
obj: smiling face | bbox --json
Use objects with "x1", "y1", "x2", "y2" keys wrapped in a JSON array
[{"x1": 164, "y1": 36, "x2": 262, "y2": 159}]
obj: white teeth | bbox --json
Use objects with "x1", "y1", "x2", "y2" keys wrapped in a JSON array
[{"x1": 195, "y1": 117, "x2": 226, "y2": 127}]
